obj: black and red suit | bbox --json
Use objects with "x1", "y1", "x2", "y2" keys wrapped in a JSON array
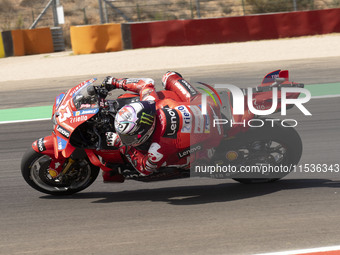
[{"x1": 107, "y1": 72, "x2": 223, "y2": 176}]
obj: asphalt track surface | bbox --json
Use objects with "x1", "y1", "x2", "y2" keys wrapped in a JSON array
[{"x1": 1, "y1": 57, "x2": 340, "y2": 255}]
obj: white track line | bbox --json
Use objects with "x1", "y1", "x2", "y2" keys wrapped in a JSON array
[
  {"x1": 0, "y1": 118, "x2": 50, "y2": 125},
  {"x1": 255, "y1": 245, "x2": 340, "y2": 255},
  {"x1": 312, "y1": 94, "x2": 340, "y2": 99}
]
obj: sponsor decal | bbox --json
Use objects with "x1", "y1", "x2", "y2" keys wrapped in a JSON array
[
  {"x1": 178, "y1": 144, "x2": 202, "y2": 159},
  {"x1": 197, "y1": 104, "x2": 211, "y2": 133},
  {"x1": 226, "y1": 151, "x2": 238, "y2": 161},
  {"x1": 48, "y1": 169, "x2": 58, "y2": 178},
  {"x1": 178, "y1": 79, "x2": 198, "y2": 97},
  {"x1": 174, "y1": 81, "x2": 191, "y2": 99},
  {"x1": 262, "y1": 70, "x2": 280, "y2": 83},
  {"x1": 140, "y1": 112, "x2": 154, "y2": 126},
  {"x1": 126, "y1": 78, "x2": 154, "y2": 85},
  {"x1": 58, "y1": 121, "x2": 74, "y2": 132},
  {"x1": 73, "y1": 108, "x2": 99, "y2": 116},
  {"x1": 175, "y1": 105, "x2": 192, "y2": 133},
  {"x1": 79, "y1": 104, "x2": 94, "y2": 109},
  {"x1": 37, "y1": 138, "x2": 46, "y2": 152},
  {"x1": 148, "y1": 143, "x2": 164, "y2": 163},
  {"x1": 56, "y1": 125, "x2": 70, "y2": 138},
  {"x1": 57, "y1": 136, "x2": 67, "y2": 151},
  {"x1": 204, "y1": 113, "x2": 210, "y2": 133},
  {"x1": 126, "y1": 78, "x2": 140, "y2": 83},
  {"x1": 162, "y1": 108, "x2": 179, "y2": 138},
  {"x1": 189, "y1": 105, "x2": 204, "y2": 133},
  {"x1": 70, "y1": 115, "x2": 88, "y2": 124}
]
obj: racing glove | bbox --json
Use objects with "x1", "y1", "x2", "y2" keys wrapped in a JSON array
[
  {"x1": 102, "y1": 76, "x2": 126, "y2": 91},
  {"x1": 106, "y1": 132, "x2": 122, "y2": 147},
  {"x1": 106, "y1": 132, "x2": 131, "y2": 154}
]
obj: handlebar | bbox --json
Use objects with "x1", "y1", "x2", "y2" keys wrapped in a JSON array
[
  {"x1": 86, "y1": 85, "x2": 110, "y2": 110},
  {"x1": 88, "y1": 85, "x2": 109, "y2": 98}
]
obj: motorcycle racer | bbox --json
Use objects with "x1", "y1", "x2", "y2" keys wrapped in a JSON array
[
  {"x1": 21, "y1": 69, "x2": 304, "y2": 195},
  {"x1": 102, "y1": 72, "x2": 223, "y2": 177}
]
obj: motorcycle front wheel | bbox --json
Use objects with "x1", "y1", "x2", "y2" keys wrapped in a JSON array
[{"x1": 21, "y1": 147, "x2": 100, "y2": 196}]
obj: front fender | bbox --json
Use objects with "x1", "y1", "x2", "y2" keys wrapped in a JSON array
[{"x1": 32, "y1": 134, "x2": 75, "y2": 159}]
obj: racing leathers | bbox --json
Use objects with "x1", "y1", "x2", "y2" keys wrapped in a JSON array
[{"x1": 106, "y1": 72, "x2": 223, "y2": 176}]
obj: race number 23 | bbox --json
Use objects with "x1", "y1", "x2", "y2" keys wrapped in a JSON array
[{"x1": 59, "y1": 106, "x2": 72, "y2": 122}]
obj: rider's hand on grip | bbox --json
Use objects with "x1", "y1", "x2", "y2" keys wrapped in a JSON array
[
  {"x1": 87, "y1": 85, "x2": 96, "y2": 96},
  {"x1": 102, "y1": 76, "x2": 118, "y2": 91}
]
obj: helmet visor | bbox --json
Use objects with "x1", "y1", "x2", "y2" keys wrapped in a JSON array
[{"x1": 118, "y1": 120, "x2": 156, "y2": 147}]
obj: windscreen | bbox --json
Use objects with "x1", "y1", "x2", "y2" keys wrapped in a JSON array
[{"x1": 72, "y1": 81, "x2": 98, "y2": 110}]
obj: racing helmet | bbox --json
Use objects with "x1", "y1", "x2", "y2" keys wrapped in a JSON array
[{"x1": 114, "y1": 101, "x2": 156, "y2": 147}]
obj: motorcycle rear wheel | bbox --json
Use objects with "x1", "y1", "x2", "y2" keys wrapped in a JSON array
[
  {"x1": 223, "y1": 123, "x2": 302, "y2": 184},
  {"x1": 21, "y1": 147, "x2": 100, "y2": 196}
]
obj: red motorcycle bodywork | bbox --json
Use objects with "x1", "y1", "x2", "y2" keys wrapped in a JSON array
[{"x1": 31, "y1": 79, "x2": 124, "y2": 173}]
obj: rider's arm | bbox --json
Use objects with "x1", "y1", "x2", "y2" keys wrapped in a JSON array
[
  {"x1": 108, "y1": 132, "x2": 165, "y2": 176},
  {"x1": 120, "y1": 117, "x2": 169, "y2": 176},
  {"x1": 161, "y1": 71, "x2": 199, "y2": 102},
  {"x1": 103, "y1": 77, "x2": 159, "y2": 101},
  {"x1": 124, "y1": 144, "x2": 166, "y2": 176}
]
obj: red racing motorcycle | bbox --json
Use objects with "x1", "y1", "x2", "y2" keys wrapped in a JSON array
[{"x1": 21, "y1": 70, "x2": 304, "y2": 195}]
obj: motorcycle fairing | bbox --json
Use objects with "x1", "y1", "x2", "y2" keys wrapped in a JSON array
[
  {"x1": 261, "y1": 69, "x2": 281, "y2": 84},
  {"x1": 32, "y1": 78, "x2": 99, "y2": 159},
  {"x1": 85, "y1": 149, "x2": 112, "y2": 172},
  {"x1": 55, "y1": 93, "x2": 65, "y2": 109},
  {"x1": 52, "y1": 79, "x2": 100, "y2": 158},
  {"x1": 261, "y1": 69, "x2": 289, "y2": 85}
]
